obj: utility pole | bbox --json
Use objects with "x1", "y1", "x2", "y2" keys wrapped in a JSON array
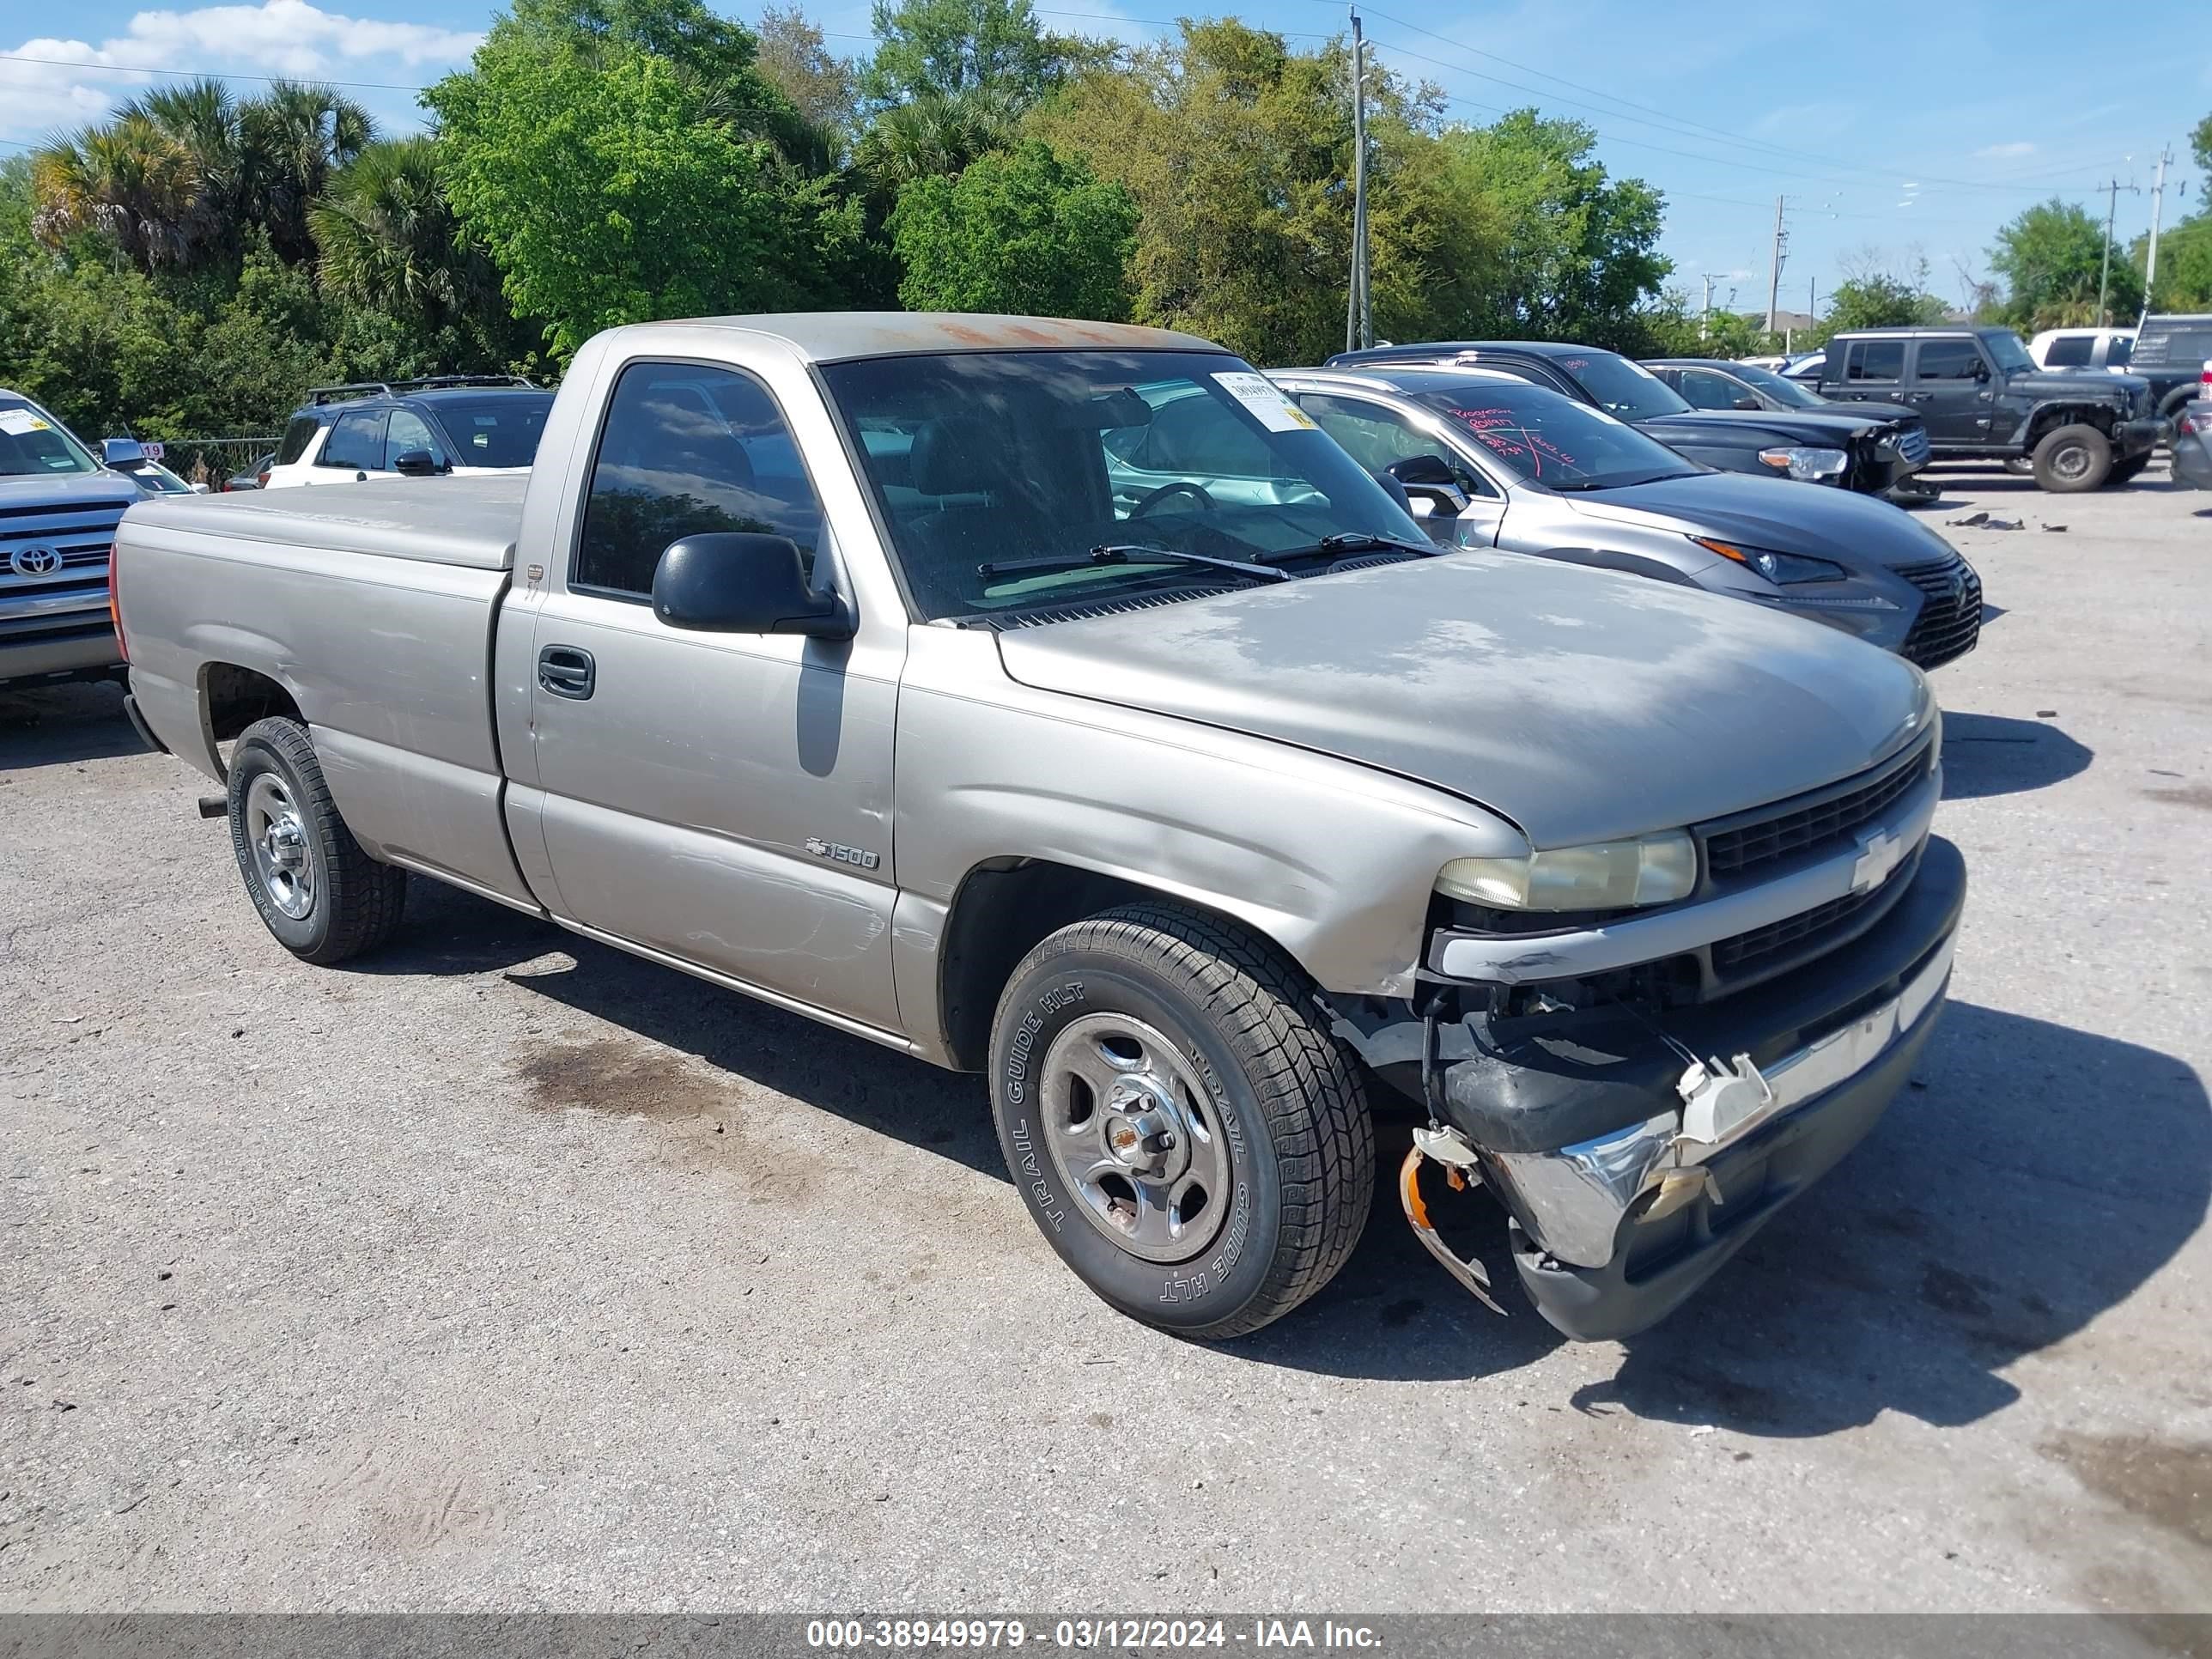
[
  {"x1": 1701, "y1": 275, "x2": 1714, "y2": 338},
  {"x1": 2142, "y1": 146, "x2": 2175, "y2": 322},
  {"x1": 2095, "y1": 175, "x2": 2140, "y2": 325},
  {"x1": 1345, "y1": 8, "x2": 1371, "y2": 354},
  {"x1": 1765, "y1": 195, "x2": 1789, "y2": 339}
]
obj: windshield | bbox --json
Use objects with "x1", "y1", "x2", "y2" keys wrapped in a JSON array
[
  {"x1": 1554, "y1": 351, "x2": 1693, "y2": 420},
  {"x1": 430, "y1": 393, "x2": 554, "y2": 468},
  {"x1": 820, "y1": 349, "x2": 1426, "y2": 621},
  {"x1": 1413, "y1": 384, "x2": 1698, "y2": 491},
  {"x1": 1726, "y1": 362, "x2": 1826, "y2": 409},
  {"x1": 1984, "y1": 331, "x2": 2034, "y2": 374},
  {"x1": 0, "y1": 398, "x2": 100, "y2": 477}
]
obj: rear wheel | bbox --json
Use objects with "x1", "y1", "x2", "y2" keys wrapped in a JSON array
[
  {"x1": 227, "y1": 716, "x2": 407, "y2": 963},
  {"x1": 2031, "y1": 423, "x2": 2112, "y2": 493},
  {"x1": 988, "y1": 902, "x2": 1373, "y2": 1339}
]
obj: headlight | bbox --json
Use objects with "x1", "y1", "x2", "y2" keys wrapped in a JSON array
[
  {"x1": 1757, "y1": 445, "x2": 1850, "y2": 482},
  {"x1": 1437, "y1": 830, "x2": 1697, "y2": 912},
  {"x1": 1692, "y1": 536, "x2": 1846, "y2": 586}
]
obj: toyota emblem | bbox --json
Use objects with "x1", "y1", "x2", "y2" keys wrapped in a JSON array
[{"x1": 9, "y1": 545, "x2": 62, "y2": 577}]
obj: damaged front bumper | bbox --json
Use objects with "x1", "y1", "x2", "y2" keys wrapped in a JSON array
[{"x1": 1342, "y1": 833, "x2": 1967, "y2": 1341}]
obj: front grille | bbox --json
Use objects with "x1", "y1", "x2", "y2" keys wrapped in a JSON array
[
  {"x1": 1897, "y1": 425, "x2": 1931, "y2": 465},
  {"x1": 1896, "y1": 552, "x2": 1984, "y2": 669},
  {"x1": 1702, "y1": 740, "x2": 1933, "y2": 879},
  {"x1": 1711, "y1": 850, "x2": 1918, "y2": 976}
]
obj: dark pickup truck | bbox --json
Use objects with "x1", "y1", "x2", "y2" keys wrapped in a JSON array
[
  {"x1": 2130, "y1": 313, "x2": 2212, "y2": 423},
  {"x1": 1814, "y1": 325, "x2": 2166, "y2": 492},
  {"x1": 1328, "y1": 340, "x2": 1929, "y2": 498}
]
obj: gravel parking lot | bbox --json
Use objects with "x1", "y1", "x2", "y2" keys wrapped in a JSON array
[{"x1": 3, "y1": 466, "x2": 2208, "y2": 1615}]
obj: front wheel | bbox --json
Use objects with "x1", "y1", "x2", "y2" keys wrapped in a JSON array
[
  {"x1": 227, "y1": 716, "x2": 407, "y2": 963},
  {"x1": 988, "y1": 902, "x2": 1374, "y2": 1339},
  {"x1": 2032, "y1": 423, "x2": 2113, "y2": 493}
]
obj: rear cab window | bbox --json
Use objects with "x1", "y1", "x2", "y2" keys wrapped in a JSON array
[
  {"x1": 275, "y1": 413, "x2": 325, "y2": 466},
  {"x1": 574, "y1": 362, "x2": 825, "y2": 599},
  {"x1": 1844, "y1": 340, "x2": 1905, "y2": 383},
  {"x1": 2043, "y1": 335, "x2": 2094, "y2": 368}
]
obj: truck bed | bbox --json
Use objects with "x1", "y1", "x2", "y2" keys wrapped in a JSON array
[
  {"x1": 125, "y1": 474, "x2": 526, "y2": 569},
  {"x1": 118, "y1": 474, "x2": 538, "y2": 912}
]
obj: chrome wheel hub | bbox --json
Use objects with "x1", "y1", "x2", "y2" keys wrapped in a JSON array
[
  {"x1": 245, "y1": 774, "x2": 314, "y2": 920},
  {"x1": 1040, "y1": 1012, "x2": 1231, "y2": 1263}
]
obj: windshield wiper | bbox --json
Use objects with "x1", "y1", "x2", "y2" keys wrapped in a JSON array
[
  {"x1": 977, "y1": 544, "x2": 1290, "y2": 584},
  {"x1": 1255, "y1": 531, "x2": 1442, "y2": 564}
]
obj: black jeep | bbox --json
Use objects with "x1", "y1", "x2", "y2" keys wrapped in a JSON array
[{"x1": 1814, "y1": 326, "x2": 2166, "y2": 493}]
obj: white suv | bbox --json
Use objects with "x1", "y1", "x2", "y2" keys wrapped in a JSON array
[
  {"x1": 2027, "y1": 327, "x2": 2136, "y2": 374},
  {"x1": 262, "y1": 378, "x2": 554, "y2": 489}
]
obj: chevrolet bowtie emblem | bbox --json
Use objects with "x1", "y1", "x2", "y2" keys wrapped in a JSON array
[{"x1": 1850, "y1": 824, "x2": 1907, "y2": 895}]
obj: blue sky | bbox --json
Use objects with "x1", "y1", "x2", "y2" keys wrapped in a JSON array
[{"x1": 5, "y1": 0, "x2": 2208, "y2": 324}]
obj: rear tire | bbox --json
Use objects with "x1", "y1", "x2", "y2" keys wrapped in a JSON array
[
  {"x1": 2002, "y1": 456, "x2": 2035, "y2": 476},
  {"x1": 2031, "y1": 423, "x2": 2112, "y2": 493},
  {"x1": 227, "y1": 716, "x2": 407, "y2": 964},
  {"x1": 988, "y1": 902, "x2": 1373, "y2": 1339}
]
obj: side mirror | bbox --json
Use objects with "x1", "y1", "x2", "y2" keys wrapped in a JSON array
[
  {"x1": 1733, "y1": 394, "x2": 1762, "y2": 410},
  {"x1": 392, "y1": 449, "x2": 445, "y2": 477},
  {"x1": 652, "y1": 532, "x2": 852, "y2": 638},
  {"x1": 1972, "y1": 360, "x2": 1990, "y2": 382},
  {"x1": 1387, "y1": 453, "x2": 1459, "y2": 488},
  {"x1": 101, "y1": 437, "x2": 147, "y2": 466}
]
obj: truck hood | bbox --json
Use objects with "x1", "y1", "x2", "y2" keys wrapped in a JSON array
[
  {"x1": 0, "y1": 469, "x2": 139, "y2": 514},
  {"x1": 1556, "y1": 471, "x2": 1961, "y2": 570},
  {"x1": 992, "y1": 553, "x2": 1930, "y2": 848},
  {"x1": 1637, "y1": 406, "x2": 1893, "y2": 447}
]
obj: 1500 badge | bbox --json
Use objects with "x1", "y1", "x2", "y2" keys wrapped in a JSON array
[{"x1": 805, "y1": 837, "x2": 880, "y2": 871}]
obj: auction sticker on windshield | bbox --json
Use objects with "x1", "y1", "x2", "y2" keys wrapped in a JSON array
[
  {"x1": 0, "y1": 409, "x2": 52, "y2": 436},
  {"x1": 1213, "y1": 372, "x2": 1318, "y2": 432}
]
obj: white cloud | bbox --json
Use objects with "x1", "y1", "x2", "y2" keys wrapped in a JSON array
[
  {"x1": 1975, "y1": 141, "x2": 2037, "y2": 159},
  {"x1": 1, "y1": 3, "x2": 481, "y2": 144}
]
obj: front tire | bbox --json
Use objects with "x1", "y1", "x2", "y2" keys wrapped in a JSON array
[
  {"x1": 988, "y1": 902, "x2": 1373, "y2": 1339},
  {"x1": 227, "y1": 716, "x2": 407, "y2": 963},
  {"x1": 2032, "y1": 423, "x2": 2113, "y2": 493}
]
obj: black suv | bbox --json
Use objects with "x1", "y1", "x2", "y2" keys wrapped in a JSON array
[
  {"x1": 2129, "y1": 313, "x2": 2212, "y2": 423},
  {"x1": 1327, "y1": 340, "x2": 1928, "y2": 496},
  {"x1": 267, "y1": 375, "x2": 554, "y2": 486},
  {"x1": 1814, "y1": 326, "x2": 2165, "y2": 492}
]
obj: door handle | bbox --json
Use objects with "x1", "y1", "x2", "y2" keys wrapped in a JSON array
[{"x1": 538, "y1": 644, "x2": 595, "y2": 700}]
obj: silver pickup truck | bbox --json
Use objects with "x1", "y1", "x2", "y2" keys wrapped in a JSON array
[{"x1": 116, "y1": 313, "x2": 1966, "y2": 1342}]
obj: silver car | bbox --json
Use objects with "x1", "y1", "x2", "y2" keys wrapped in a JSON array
[{"x1": 1275, "y1": 365, "x2": 1983, "y2": 669}]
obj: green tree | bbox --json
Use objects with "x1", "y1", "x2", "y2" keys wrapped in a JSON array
[
  {"x1": 1826, "y1": 265, "x2": 1948, "y2": 331},
  {"x1": 859, "y1": 0, "x2": 1091, "y2": 110},
  {"x1": 1432, "y1": 110, "x2": 1671, "y2": 349},
  {"x1": 856, "y1": 86, "x2": 1023, "y2": 191},
  {"x1": 310, "y1": 136, "x2": 499, "y2": 336},
  {"x1": 2193, "y1": 111, "x2": 2211, "y2": 173},
  {"x1": 755, "y1": 6, "x2": 859, "y2": 147},
  {"x1": 1029, "y1": 20, "x2": 1491, "y2": 365},
  {"x1": 890, "y1": 139, "x2": 1134, "y2": 316},
  {"x1": 429, "y1": 25, "x2": 864, "y2": 356},
  {"x1": 1989, "y1": 198, "x2": 2142, "y2": 327}
]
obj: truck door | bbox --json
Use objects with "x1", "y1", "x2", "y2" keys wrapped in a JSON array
[
  {"x1": 521, "y1": 358, "x2": 903, "y2": 1034},
  {"x1": 1831, "y1": 337, "x2": 1905, "y2": 407},
  {"x1": 1905, "y1": 337, "x2": 1996, "y2": 445}
]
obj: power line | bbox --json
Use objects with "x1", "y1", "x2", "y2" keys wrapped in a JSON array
[{"x1": 0, "y1": 50, "x2": 431, "y2": 94}]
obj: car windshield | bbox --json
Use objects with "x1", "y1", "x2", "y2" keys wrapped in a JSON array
[
  {"x1": 0, "y1": 398, "x2": 100, "y2": 477},
  {"x1": 819, "y1": 349, "x2": 1426, "y2": 621},
  {"x1": 1724, "y1": 362, "x2": 1826, "y2": 409},
  {"x1": 430, "y1": 393, "x2": 555, "y2": 468},
  {"x1": 1984, "y1": 331, "x2": 2034, "y2": 374},
  {"x1": 1411, "y1": 383, "x2": 1698, "y2": 490},
  {"x1": 1553, "y1": 351, "x2": 1693, "y2": 420}
]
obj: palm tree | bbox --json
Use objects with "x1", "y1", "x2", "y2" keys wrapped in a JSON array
[
  {"x1": 243, "y1": 82, "x2": 374, "y2": 264},
  {"x1": 309, "y1": 136, "x2": 494, "y2": 331},
  {"x1": 854, "y1": 87, "x2": 1022, "y2": 193},
  {"x1": 29, "y1": 114, "x2": 200, "y2": 267}
]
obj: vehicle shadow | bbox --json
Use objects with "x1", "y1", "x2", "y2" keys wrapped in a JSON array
[
  {"x1": 1237, "y1": 1001, "x2": 2209, "y2": 1437},
  {"x1": 372, "y1": 878, "x2": 1006, "y2": 1180},
  {"x1": 1942, "y1": 711, "x2": 2092, "y2": 799},
  {"x1": 0, "y1": 680, "x2": 141, "y2": 770}
]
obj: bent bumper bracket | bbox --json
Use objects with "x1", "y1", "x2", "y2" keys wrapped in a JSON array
[{"x1": 1398, "y1": 1138, "x2": 1509, "y2": 1317}]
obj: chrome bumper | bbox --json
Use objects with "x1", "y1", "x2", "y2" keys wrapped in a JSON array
[{"x1": 1484, "y1": 931, "x2": 1955, "y2": 1270}]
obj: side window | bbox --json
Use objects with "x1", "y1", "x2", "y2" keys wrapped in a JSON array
[
  {"x1": 275, "y1": 414, "x2": 324, "y2": 466},
  {"x1": 385, "y1": 410, "x2": 442, "y2": 469},
  {"x1": 1846, "y1": 341, "x2": 1905, "y2": 383},
  {"x1": 2043, "y1": 335, "x2": 2093, "y2": 368},
  {"x1": 1677, "y1": 369, "x2": 1741, "y2": 410},
  {"x1": 1298, "y1": 394, "x2": 1495, "y2": 496},
  {"x1": 1913, "y1": 340, "x2": 1984, "y2": 380},
  {"x1": 575, "y1": 362, "x2": 825, "y2": 600},
  {"x1": 2105, "y1": 336, "x2": 2132, "y2": 368},
  {"x1": 319, "y1": 410, "x2": 386, "y2": 470}
]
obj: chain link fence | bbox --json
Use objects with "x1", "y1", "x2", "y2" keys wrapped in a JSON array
[{"x1": 150, "y1": 436, "x2": 283, "y2": 489}]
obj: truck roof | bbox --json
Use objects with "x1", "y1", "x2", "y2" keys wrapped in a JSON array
[{"x1": 604, "y1": 313, "x2": 1218, "y2": 362}]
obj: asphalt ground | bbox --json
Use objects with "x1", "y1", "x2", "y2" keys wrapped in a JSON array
[{"x1": 3, "y1": 464, "x2": 2208, "y2": 1615}]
